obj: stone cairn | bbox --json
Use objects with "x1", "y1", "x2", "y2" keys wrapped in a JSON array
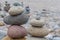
[
  {"x1": 4, "y1": 1, "x2": 10, "y2": 12},
  {"x1": 2, "y1": 6, "x2": 29, "y2": 40},
  {"x1": 27, "y1": 18, "x2": 52, "y2": 37}
]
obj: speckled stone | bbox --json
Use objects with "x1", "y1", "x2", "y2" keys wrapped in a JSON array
[{"x1": 27, "y1": 27, "x2": 50, "y2": 37}]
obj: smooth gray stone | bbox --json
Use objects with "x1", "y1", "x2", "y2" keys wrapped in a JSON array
[{"x1": 3, "y1": 14, "x2": 29, "y2": 25}]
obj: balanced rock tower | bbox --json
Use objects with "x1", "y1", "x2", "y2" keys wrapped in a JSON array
[
  {"x1": 27, "y1": 18, "x2": 51, "y2": 37},
  {"x1": 2, "y1": 6, "x2": 29, "y2": 40}
]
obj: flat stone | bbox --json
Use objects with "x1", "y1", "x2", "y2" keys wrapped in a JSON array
[{"x1": 3, "y1": 14, "x2": 29, "y2": 25}]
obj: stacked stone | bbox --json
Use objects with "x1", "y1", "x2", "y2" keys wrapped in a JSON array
[
  {"x1": 27, "y1": 18, "x2": 51, "y2": 37},
  {"x1": 2, "y1": 6, "x2": 29, "y2": 40},
  {"x1": 13, "y1": 2, "x2": 21, "y2": 6}
]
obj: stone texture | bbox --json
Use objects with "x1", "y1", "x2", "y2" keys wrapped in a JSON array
[
  {"x1": 7, "y1": 25, "x2": 27, "y2": 39},
  {"x1": 8, "y1": 6, "x2": 24, "y2": 16}
]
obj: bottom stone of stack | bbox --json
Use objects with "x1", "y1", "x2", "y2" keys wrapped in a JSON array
[
  {"x1": 27, "y1": 27, "x2": 50, "y2": 37},
  {"x1": 2, "y1": 36, "x2": 26, "y2": 40}
]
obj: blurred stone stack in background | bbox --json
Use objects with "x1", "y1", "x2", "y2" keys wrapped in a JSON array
[
  {"x1": 4, "y1": 1, "x2": 10, "y2": 12},
  {"x1": 27, "y1": 16, "x2": 52, "y2": 37}
]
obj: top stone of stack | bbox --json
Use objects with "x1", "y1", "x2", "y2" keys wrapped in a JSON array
[
  {"x1": 30, "y1": 18, "x2": 45, "y2": 28},
  {"x1": 8, "y1": 6, "x2": 24, "y2": 16}
]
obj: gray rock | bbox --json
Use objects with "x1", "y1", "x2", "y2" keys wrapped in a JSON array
[{"x1": 3, "y1": 14, "x2": 29, "y2": 25}]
